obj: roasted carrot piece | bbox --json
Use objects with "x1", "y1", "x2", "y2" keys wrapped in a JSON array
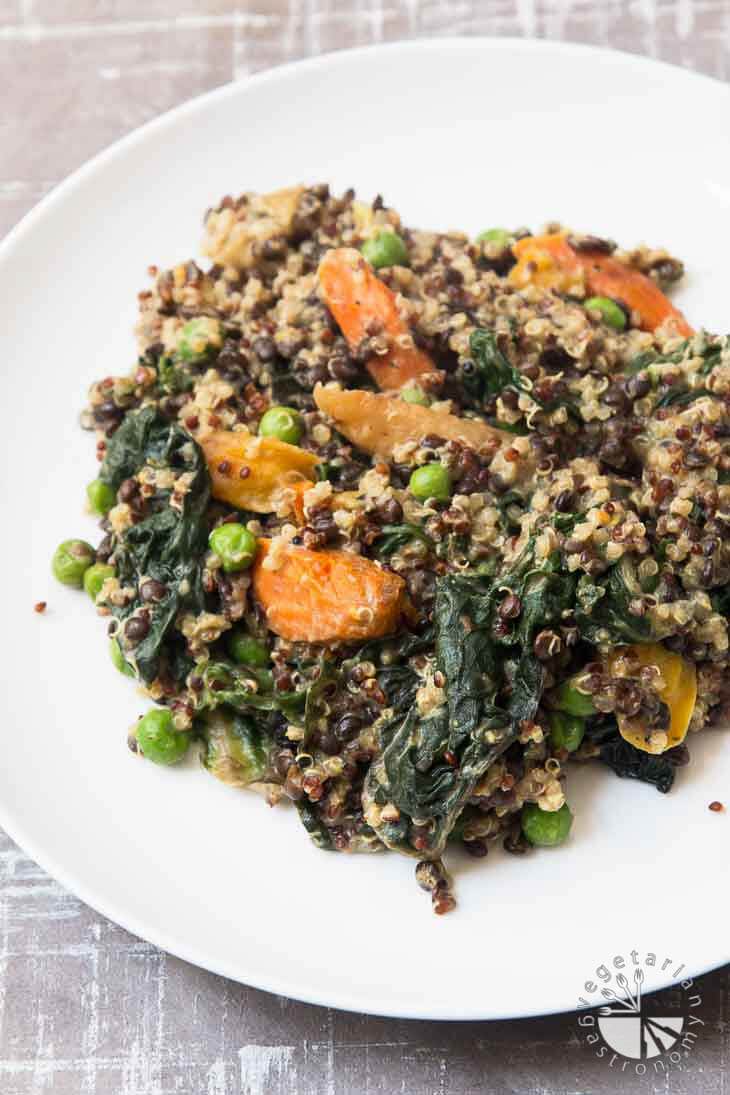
[
  {"x1": 253, "y1": 539, "x2": 406, "y2": 642},
  {"x1": 314, "y1": 384, "x2": 506, "y2": 459},
  {"x1": 318, "y1": 247, "x2": 436, "y2": 390},
  {"x1": 200, "y1": 429, "x2": 318, "y2": 514},
  {"x1": 509, "y1": 233, "x2": 693, "y2": 337}
]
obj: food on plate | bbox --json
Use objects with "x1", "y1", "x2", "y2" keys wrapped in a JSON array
[{"x1": 55, "y1": 184, "x2": 730, "y2": 911}]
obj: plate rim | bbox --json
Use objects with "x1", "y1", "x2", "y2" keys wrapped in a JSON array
[{"x1": 2, "y1": 35, "x2": 729, "y2": 1021}]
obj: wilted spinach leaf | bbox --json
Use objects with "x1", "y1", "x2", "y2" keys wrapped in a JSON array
[
  {"x1": 466, "y1": 329, "x2": 529, "y2": 402},
  {"x1": 364, "y1": 542, "x2": 576, "y2": 858},
  {"x1": 712, "y1": 585, "x2": 730, "y2": 616},
  {"x1": 198, "y1": 708, "x2": 273, "y2": 788},
  {"x1": 583, "y1": 716, "x2": 675, "y2": 792},
  {"x1": 157, "y1": 355, "x2": 195, "y2": 395},
  {"x1": 574, "y1": 561, "x2": 652, "y2": 645},
  {"x1": 99, "y1": 405, "x2": 172, "y2": 490},
  {"x1": 104, "y1": 409, "x2": 210, "y2": 683},
  {"x1": 375, "y1": 523, "x2": 432, "y2": 559},
  {"x1": 495, "y1": 489, "x2": 527, "y2": 533},
  {"x1": 625, "y1": 350, "x2": 658, "y2": 375},
  {"x1": 198, "y1": 660, "x2": 307, "y2": 721},
  {"x1": 627, "y1": 337, "x2": 724, "y2": 384},
  {"x1": 655, "y1": 387, "x2": 711, "y2": 410},
  {"x1": 599, "y1": 736, "x2": 675, "y2": 793},
  {"x1": 297, "y1": 800, "x2": 336, "y2": 850}
]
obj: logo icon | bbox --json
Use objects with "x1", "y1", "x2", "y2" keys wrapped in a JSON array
[
  {"x1": 576, "y1": 950, "x2": 704, "y2": 1076},
  {"x1": 596, "y1": 969, "x2": 686, "y2": 1060}
]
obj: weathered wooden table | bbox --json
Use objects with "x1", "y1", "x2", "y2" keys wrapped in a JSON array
[{"x1": 2, "y1": 4, "x2": 730, "y2": 1092}]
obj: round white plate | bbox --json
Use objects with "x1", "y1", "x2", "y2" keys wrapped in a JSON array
[{"x1": 2, "y1": 38, "x2": 730, "y2": 1021}]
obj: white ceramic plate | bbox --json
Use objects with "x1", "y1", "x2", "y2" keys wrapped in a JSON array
[{"x1": 2, "y1": 38, "x2": 730, "y2": 1021}]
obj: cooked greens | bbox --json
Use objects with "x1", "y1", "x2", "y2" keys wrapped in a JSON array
[
  {"x1": 574, "y1": 561, "x2": 653, "y2": 646},
  {"x1": 365, "y1": 542, "x2": 577, "y2": 857},
  {"x1": 54, "y1": 183, "x2": 730, "y2": 913},
  {"x1": 102, "y1": 408, "x2": 210, "y2": 683},
  {"x1": 199, "y1": 708, "x2": 273, "y2": 788},
  {"x1": 465, "y1": 329, "x2": 530, "y2": 403}
]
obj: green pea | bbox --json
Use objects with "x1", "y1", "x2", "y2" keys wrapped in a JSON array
[
  {"x1": 177, "y1": 316, "x2": 223, "y2": 362},
  {"x1": 110, "y1": 637, "x2": 135, "y2": 678},
  {"x1": 409, "y1": 463, "x2": 452, "y2": 502},
  {"x1": 521, "y1": 802, "x2": 573, "y2": 847},
  {"x1": 258, "y1": 405, "x2": 303, "y2": 445},
  {"x1": 86, "y1": 479, "x2": 116, "y2": 516},
  {"x1": 584, "y1": 296, "x2": 627, "y2": 331},
  {"x1": 84, "y1": 562, "x2": 115, "y2": 601},
  {"x1": 360, "y1": 231, "x2": 409, "y2": 270},
  {"x1": 52, "y1": 539, "x2": 94, "y2": 588},
  {"x1": 227, "y1": 630, "x2": 270, "y2": 667},
  {"x1": 548, "y1": 710, "x2": 585, "y2": 753},
  {"x1": 553, "y1": 678, "x2": 597, "y2": 717},
  {"x1": 135, "y1": 708, "x2": 189, "y2": 766},
  {"x1": 476, "y1": 228, "x2": 511, "y2": 247},
  {"x1": 401, "y1": 385, "x2": 430, "y2": 406},
  {"x1": 209, "y1": 523, "x2": 258, "y2": 573}
]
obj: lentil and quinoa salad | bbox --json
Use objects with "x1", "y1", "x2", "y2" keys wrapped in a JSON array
[{"x1": 52, "y1": 184, "x2": 730, "y2": 913}]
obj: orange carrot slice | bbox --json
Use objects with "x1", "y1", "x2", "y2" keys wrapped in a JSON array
[
  {"x1": 318, "y1": 247, "x2": 436, "y2": 390},
  {"x1": 509, "y1": 233, "x2": 693, "y2": 337},
  {"x1": 253, "y1": 538, "x2": 406, "y2": 642}
]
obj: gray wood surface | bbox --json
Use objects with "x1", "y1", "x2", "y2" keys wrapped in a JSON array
[{"x1": 2, "y1": 3, "x2": 730, "y2": 1092}]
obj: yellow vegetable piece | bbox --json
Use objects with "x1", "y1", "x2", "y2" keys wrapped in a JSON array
[
  {"x1": 314, "y1": 384, "x2": 506, "y2": 460},
  {"x1": 607, "y1": 643, "x2": 697, "y2": 755},
  {"x1": 508, "y1": 235, "x2": 585, "y2": 295},
  {"x1": 200, "y1": 429, "x2": 318, "y2": 515},
  {"x1": 201, "y1": 186, "x2": 305, "y2": 271}
]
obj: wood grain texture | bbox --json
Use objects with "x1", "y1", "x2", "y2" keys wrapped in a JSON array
[{"x1": 2, "y1": 3, "x2": 730, "y2": 1092}]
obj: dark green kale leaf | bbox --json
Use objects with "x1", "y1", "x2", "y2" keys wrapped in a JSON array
[
  {"x1": 627, "y1": 340, "x2": 692, "y2": 376},
  {"x1": 198, "y1": 660, "x2": 307, "y2": 721},
  {"x1": 627, "y1": 336, "x2": 723, "y2": 383},
  {"x1": 466, "y1": 329, "x2": 528, "y2": 402},
  {"x1": 296, "y1": 800, "x2": 336, "y2": 850},
  {"x1": 655, "y1": 387, "x2": 711, "y2": 410},
  {"x1": 356, "y1": 627, "x2": 434, "y2": 701},
  {"x1": 198, "y1": 708, "x2": 274, "y2": 788},
  {"x1": 104, "y1": 409, "x2": 210, "y2": 683},
  {"x1": 157, "y1": 355, "x2": 195, "y2": 396},
  {"x1": 625, "y1": 350, "x2": 659, "y2": 375},
  {"x1": 700, "y1": 346, "x2": 724, "y2": 376},
  {"x1": 466, "y1": 328, "x2": 579, "y2": 426},
  {"x1": 297, "y1": 657, "x2": 340, "y2": 753},
  {"x1": 375, "y1": 523, "x2": 432, "y2": 559},
  {"x1": 364, "y1": 542, "x2": 576, "y2": 858},
  {"x1": 376, "y1": 662, "x2": 421, "y2": 713},
  {"x1": 495, "y1": 489, "x2": 528, "y2": 533},
  {"x1": 711, "y1": 585, "x2": 730, "y2": 616},
  {"x1": 99, "y1": 405, "x2": 171, "y2": 490},
  {"x1": 599, "y1": 736, "x2": 675, "y2": 793},
  {"x1": 574, "y1": 561, "x2": 652, "y2": 645},
  {"x1": 583, "y1": 715, "x2": 675, "y2": 793},
  {"x1": 290, "y1": 630, "x2": 435, "y2": 854}
]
